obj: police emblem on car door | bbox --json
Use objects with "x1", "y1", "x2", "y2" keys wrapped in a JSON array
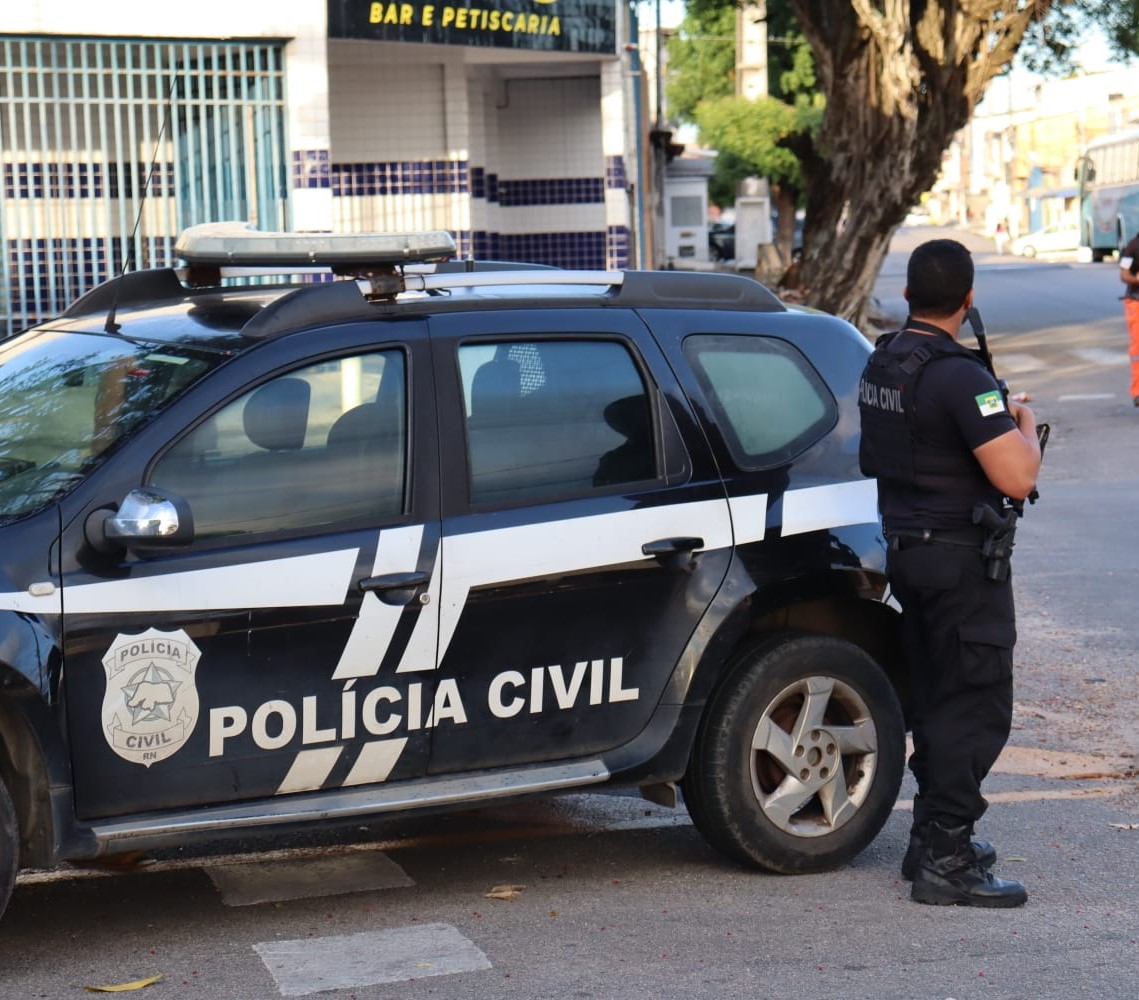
[
  {"x1": 61, "y1": 338, "x2": 443, "y2": 819},
  {"x1": 100, "y1": 626, "x2": 202, "y2": 767}
]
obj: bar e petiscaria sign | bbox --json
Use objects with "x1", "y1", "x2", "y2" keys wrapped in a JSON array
[{"x1": 328, "y1": 0, "x2": 617, "y2": 53}]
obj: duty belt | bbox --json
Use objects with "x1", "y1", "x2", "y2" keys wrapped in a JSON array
[{"x1": 886, "y1": 526, "x2": 985, "y2": 551}]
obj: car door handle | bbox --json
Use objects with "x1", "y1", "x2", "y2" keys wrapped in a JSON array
[
  {"x1": 358, "y1": 571, "x2": 431, "y2": 597},
  {"x1": 641, "y1": 536, "x2": 704, "y2": 557}
]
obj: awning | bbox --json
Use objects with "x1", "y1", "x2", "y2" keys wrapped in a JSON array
[{"x1": 1022, "y1": 185, "x2": 1078, "y2": 200}]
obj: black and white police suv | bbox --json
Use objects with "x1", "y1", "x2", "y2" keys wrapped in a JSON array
[{"x1": 0, "y1": 224, "x2": 906, "y2": 920}]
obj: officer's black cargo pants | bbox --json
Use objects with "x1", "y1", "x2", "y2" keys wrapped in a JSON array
[{"x1": 887, "y1": 537, "x2": 1016, "y2": 833}]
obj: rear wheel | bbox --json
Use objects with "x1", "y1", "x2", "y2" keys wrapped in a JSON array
[
  {"x1": 682, "y1": 634, "x2": 905, "y2": 874},
  {"x1": 0, "y1": 775, "x2": 16, "y2": 921}
]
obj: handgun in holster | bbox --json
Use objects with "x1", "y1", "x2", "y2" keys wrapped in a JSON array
[{"x1": 972, "y1": 502, "x2": 1018, "y2": 581}]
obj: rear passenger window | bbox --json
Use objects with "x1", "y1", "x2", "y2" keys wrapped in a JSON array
[
  {"x1": 150, "y1": 351, "x2": 406, "y2": 538},
  {"x1": 458, "y1": 340, "x2": 655, "y2": 505},
  {"x1": 683, "y1": 334, "x2": 836, "y2": 469}
]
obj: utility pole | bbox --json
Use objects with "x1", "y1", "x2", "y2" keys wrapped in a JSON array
[{"x1": 735, "y1": 0, "x2": 768, "y2": 101}]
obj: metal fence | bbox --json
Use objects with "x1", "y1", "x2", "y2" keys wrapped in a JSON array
[{"x1": 0, "y1": 36, "x2": 287, "y2": 335}]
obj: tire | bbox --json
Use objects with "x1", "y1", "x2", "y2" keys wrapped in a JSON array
[
  {"x1": 0, "y1": 775, "x2": 16, "y2": 922},
  {"x1": 682, "y1": 634, "x2": 905, "y2": 874},
  {"x1": 1020, "y1": 245, "x2": 1036, "y2": 258}
]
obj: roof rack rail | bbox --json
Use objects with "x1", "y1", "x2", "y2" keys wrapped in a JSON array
[{"x1": 238, "y1": 267, "x2": 783, "y2": 340}]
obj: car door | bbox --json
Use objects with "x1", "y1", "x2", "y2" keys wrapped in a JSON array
[
  {"x1": 424, "y1": 309, "x2": 733, "y2": 774},
  {"x1": 59, "y1": 324, "x2": 442, "y2": 820}
]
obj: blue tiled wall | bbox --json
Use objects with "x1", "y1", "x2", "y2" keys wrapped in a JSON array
[
  {"x1": 495, "y1": 178, "x2": 605, "y2": 207},
  {"x1": 5, "y1": 151, "x2": 615, "y2": 329},
  {"x1": 326, "y1": 154, "x2": 609, "y2": 269},
  {"x1": 291, "y1": 149, "x2": 331, "y2": 189},
  {"x1": 324, "y1": 156, "x2": 606, "y2": 210},
  {"x1": 605, "y1": 155, "x2": 627, "y2": 191},
  {"x1": 3, "y1": 236, "x2": 161, "y2": 322},
  {"x1": 3, "y1": 162, "x2": 176, "y2": 199},
  {"x1": 331, "y1": 160, "x2": 470, "y2": 196},
  {"x1": 607, "y1": 225, "x2": 630, "y2": 270},
  {"x1": 463, "y1": 231, "x2": 607, "y2": 269}
]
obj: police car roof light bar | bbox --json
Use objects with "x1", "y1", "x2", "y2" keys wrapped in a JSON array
[{"x1": 174, "y1": 221, "x2": 458, "y2": 268}]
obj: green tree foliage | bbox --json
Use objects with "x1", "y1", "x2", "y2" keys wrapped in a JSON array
[
  {"x1": 694, "y1": 97, "x2": 806, "y2": 193},
  {"x1": 1019, "y1": 0, "x2": 1139, "y2": 71},
  {"x1": 665, "y1": 2, "x2": 820, "y2": 264},
  {"x1": 666, "y1": 5, "x2": 737, "y2": 122},
  {"x1": 667, "y1": 0, "x2": 1138, "y2": 327}
]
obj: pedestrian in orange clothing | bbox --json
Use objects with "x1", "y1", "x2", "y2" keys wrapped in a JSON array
[{"x1": 1122, "y1": 232, "x2": 1139, "y2": 407}]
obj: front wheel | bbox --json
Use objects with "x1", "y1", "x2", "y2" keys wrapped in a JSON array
[
  {"x1": 682, "y1": 634, "x2": 905, "y2": 874},
  {"x1": 0, "y1": 775, "x2": 16, "y2": 921}
]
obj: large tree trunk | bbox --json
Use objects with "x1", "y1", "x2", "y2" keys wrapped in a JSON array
[
  {"x1": 771, "y1": 182, "x2": 799, "y2": 267},
  {"x1": 788, "y1": 1, "x2": 1049, "y2": 328}
]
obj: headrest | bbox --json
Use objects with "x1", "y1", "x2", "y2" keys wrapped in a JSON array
[
  {"x1": 603, "y1": 395, "x2": 649, "y2": 438},
  {"x1": 243, "y1": 377, "x2": 311, "y2": 451}
]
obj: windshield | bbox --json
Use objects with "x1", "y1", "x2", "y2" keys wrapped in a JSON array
[{"x1": 0, "y1": 329, "x2": 221, "y2": 521}]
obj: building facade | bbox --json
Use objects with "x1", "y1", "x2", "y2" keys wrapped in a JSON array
[
  {"x1": 1, "y1": 0, "x2": 646, "y2": 333},
  {"x1": 928, "y1": 65, "x2": 1139, "y2": 240}
]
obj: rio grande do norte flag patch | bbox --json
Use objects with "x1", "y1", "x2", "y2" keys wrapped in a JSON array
[{"x1": 975, "y1": 390, "x2": 1006, "y2": 416}]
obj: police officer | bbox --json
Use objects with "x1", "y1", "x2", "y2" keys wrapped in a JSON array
[
  {"x1": 1119, "y1": 230, "x2": 1139, "y2": 407},
  {"x1": 859, "y1": 239, "x2": 1041, "y2": 908}
]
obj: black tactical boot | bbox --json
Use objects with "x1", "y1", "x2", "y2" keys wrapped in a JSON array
[
  {"x1": 911, "y1": 821, "x2": 1027, "y2": 908},
  {"x1": 901, "y1": 825, "x2": 997, "y2": 881}
]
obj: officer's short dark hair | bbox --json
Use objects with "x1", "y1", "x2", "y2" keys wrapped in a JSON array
[{"x1": 906, "y1": 239, "x2": 974, "y2": 317}]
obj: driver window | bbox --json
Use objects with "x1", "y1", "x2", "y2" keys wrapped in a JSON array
[{"x1": 150, "y1": 351, "x2": 405, "y2": 540}]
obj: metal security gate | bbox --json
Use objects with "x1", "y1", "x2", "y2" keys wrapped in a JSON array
[{"x1": 0, "y1": 37, "x2": 287, "y2": 335}]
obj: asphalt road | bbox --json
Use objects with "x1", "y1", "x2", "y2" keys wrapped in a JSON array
[{"x1": 2, "y1": 233, "x2": 1137, "y2": 999}]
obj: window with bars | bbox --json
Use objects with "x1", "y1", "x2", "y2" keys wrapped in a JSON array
[{"x1": 0, "y1": 37, "x2": 288, "y2": 335}]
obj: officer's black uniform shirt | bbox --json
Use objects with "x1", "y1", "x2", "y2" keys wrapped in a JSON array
[
  {"x1": 876, "y1": 330, "x2": 1016, "y2": 532},
  {"x1": 1123, "y1": 233, "x2": 1139, "y2": 300}
]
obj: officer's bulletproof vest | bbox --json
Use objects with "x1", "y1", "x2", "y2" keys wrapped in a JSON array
[{"x1": 858, "y1": 330, "x2": 992, "y2": 491}]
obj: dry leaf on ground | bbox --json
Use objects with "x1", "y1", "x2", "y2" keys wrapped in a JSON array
[
  {"x1": 84, "y1": 973, "x2": 164, "y2": 992},
  {"x1": 485, "y1": 884, "x2": 526, "y2": 901}
]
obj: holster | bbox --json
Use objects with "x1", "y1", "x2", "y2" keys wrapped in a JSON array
[{"x1": 972, "y1": 502, "x2": 1018, "y2": 581}]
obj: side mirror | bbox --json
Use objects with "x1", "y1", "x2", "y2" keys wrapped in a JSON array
[{"x1": 86, "y1": 488, "x2": 195, "y2": 553}]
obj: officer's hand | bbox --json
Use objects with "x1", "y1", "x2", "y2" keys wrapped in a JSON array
[{"x1": 1007, "y1": 398, "x2": 1037, "y2": 433}]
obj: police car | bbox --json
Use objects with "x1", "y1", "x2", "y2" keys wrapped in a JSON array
[{"x1": 0, "y1": 223, "x2": 905, "y2": 920}]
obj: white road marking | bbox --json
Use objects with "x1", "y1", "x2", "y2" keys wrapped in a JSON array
[
  {"x1": 253, "y1": 923, "x2": 491, "y2": 996},
  {"x1": 995, "y1": 352, "x2": 1047, "y2": 373},
  {"x1": 894, "y1": 786, "x2": 1119, "y2": 811},
  {"x1": 1071, "y1": 347, "x2": 1130, "y2": 366},
  {"x1": 209, "y1": 851, "x2": 412, "y2": 906},
  {"x1": 1057, "y1": 392, "x2": 1117, "y2": 401}
]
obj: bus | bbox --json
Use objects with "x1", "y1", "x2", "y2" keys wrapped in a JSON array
[{"x1": 1076, "y1": 129, "x2": 1139, "y2": 261}]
